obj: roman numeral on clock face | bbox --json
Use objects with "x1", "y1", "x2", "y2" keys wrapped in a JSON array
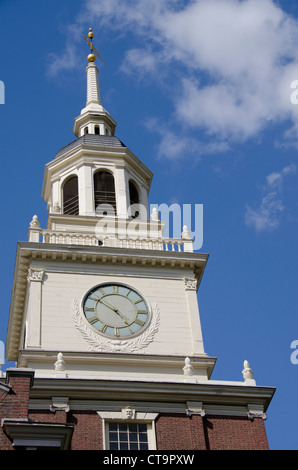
[{"x1": 99, "y1": 324, "x2": 107, "y2": 333}]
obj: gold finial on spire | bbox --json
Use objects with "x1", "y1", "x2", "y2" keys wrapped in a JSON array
[{"x1": 83, "y1": 28, "x2": 104, "y2": 63}]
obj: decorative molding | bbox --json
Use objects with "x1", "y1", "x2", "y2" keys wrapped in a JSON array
[
  {"x1": 73, "y1": 299, "x2": 160, "y2": 353},
  {"x1": 121, "y1": 406, "x2": 135, "y2": 420},
  {"x1": 27, "y1": 268, "x2": 44, "y2": 283},
  {"x1": 184, "y1": 278, "x2": 198, "y2": 291},
  {"x1": 247, "y1": 404, "x2": 267, "y2": 420},
  {"x1": 186, "y1": 401, "x2": 205, "y2": 417},
  {"x1": 50, "y1": 397, "x2": 70, "y2": 413},
  {"x1": 51, "y1": 202, "x2": 61, "y2": 214},
  {"x1": 97, "y1": 410, "x2": 159, "y2": 421}
]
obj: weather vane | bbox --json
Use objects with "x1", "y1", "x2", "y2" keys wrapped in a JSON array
[{"x1": 83, "y1": 28, "x2": 104, "y2": 63}]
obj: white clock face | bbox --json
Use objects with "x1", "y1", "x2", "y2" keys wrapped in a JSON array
[{"x1": 83, "y1": 283, "x2": 150, "y2": 339}]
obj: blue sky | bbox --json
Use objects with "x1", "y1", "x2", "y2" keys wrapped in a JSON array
[{"x1": 1, "y1": 0, "x2": 298, "y2": 450}]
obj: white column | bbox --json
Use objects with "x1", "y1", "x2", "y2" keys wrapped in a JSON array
[
  {"x1": 25, "y1": 269, "x2": 44, "y2": 349},
  {"x1": 184, "y1": 279, "x2": 205, "y2": 355},
  {"x1": 115, "y1": 166, "x2": 129, "y2": 218},
  {"x1": 139, "y1": 183, "x2": 149, "y2": 220},
  {"x1": 78, "y1": 164, "x2": 94, "y2": 216},
  {"x1": 51, "y1": 179, "x2": 60, "y2": 212}
]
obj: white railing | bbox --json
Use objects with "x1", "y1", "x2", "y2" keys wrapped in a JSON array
[{"x1": 28, "y1": 228, "x2": 193, "y2": 252}]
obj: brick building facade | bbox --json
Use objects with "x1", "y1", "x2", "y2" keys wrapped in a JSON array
[{"x1": 0, "y1": 368, "x2": 273, "y2": 450}]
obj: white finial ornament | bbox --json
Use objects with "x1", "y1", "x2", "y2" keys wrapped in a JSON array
[
  {"x1": 151, "y1": 207, "x2": 159, "y2": 221},
  {"x1": 54, "y1": 352, "x2": 66, "y2": 372},
  {"x1": 242, "y1": 360, "x2": 256, "y2": 385},
  {"x1": 183, "y1": 357, "x2": 194, "y2": 377},
  {"x1": 181, "y1": 225, "x2": 191, "y2": 239},
  {"x1": 53, "y1": 353, "x2": 68, "y2": 378},
  {"x1": 30, "y1": 215, "x2": 40, "y2": 228}
]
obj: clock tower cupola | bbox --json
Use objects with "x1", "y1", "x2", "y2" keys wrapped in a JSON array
[{"x1": 42, "y1": 29, "x2": 153, "y2": 230}]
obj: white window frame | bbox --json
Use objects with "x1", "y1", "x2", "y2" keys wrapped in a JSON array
[{"x1": 97, "y1": 410, "x2": 158, "y2": 450}]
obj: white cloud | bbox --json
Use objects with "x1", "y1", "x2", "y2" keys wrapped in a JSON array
[
  {"x1": 145, "y1": 117, "x2": 230, "y2": 160},
  {"x1": 245, "y1": 164, "x2": 296, "y2": 231},
  {"x1": 120, "y1": 48, "x2": 158, "y2": 78},
  {"x1": 48, "y1": 0, "x2": 298, "y2": 152},
  {"x1": 47, "y1": 42, "x2": 80, "y2": 78},
  {"x1": 80, "y1": 0, "x2": 298, "y2": 144}
]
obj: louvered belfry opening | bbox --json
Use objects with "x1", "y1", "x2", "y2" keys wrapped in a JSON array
[
  {"x1": 129, "y1": 180, "x2": 139, "y2": 218},
  {"x1": 94, "y1": 170, "x2": 117, "y2": 215},
  {"x1": 63, "y1": 176, "x2": 79, "y2": 215}
]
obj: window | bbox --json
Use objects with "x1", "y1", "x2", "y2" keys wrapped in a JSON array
[
  {"x1": 95, "y1": 125, "x2": 100, "y2": 135},
  {"x1": 94, "y1": 170, "x2": 116, "y2": 215},
  {"x1": 63, "y1": 176, "x2": 79, "y2": 215},
  {"x1": 98, "y1": 410, "x2": 158, "y2": 450},
  {"x1": 129, "y1": 180, "x2": 140, "y2": 218},
  {"x1": 108, "y1": 423, "x2": 149, "y2": 450}
]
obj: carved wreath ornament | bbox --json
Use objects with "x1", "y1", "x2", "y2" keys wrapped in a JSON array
[{"x1": 73, "y1": 299, "x2": 160, "y2": 353}]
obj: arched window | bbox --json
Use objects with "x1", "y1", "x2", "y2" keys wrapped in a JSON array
[
  {"x1": 129, "y1": 180, "x2": 140, "y2": 218},
  {"x1": 63, "y1": 176, "x2": 79, "y2": 215},
  {"x1": 95, "y1": 125, "x2": 100, "y2": 135},
  {"x1": 94, "y1": 171, "x2": 116, "y2": 215}
]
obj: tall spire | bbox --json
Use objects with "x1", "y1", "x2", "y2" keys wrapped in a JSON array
[
  {"x1": 73, "y1": 28, "x2": 116, "y2": 138},
  {"x1": 83, "y1": 28, "x2": 103, "y2": 111}
]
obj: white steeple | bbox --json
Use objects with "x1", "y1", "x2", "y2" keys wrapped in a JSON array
[
  {"x1": 73, "y1": 28, "x2": 116, "y2": 138},
  {"x1": 84, "y1": 61, "x2": 102, "y2": 111},
  {"x1": 42, "y1": 29, "x2": 154, "y2": 227}
]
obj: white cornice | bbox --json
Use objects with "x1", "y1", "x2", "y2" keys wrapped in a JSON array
[{"x1": 28, "y1": 376, "x2": 275, "y2": 415}]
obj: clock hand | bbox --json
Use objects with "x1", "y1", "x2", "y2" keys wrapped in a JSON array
[
  {"x1": 98, "y1": 299, "x2": 130, "y2": 323},
  {"x1": 98, "y1": 299, "x2": 132, "y2": 325},
  {"x1": 114, "y1": 309, "x2": 131, "y2": 324},
  {"x1": 98, "y1": 298, "x2": 119, "y2": 312}
]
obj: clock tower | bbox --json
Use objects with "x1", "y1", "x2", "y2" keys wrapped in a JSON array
[{"x1": 0, "y1": 30, "x2": 275, "y2": 451}]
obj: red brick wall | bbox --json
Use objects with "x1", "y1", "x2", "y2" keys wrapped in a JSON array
[
  {"x1": 204, "y1": 415, "x2": 269, "y2": 450},
  {"x1": 68, "y1": 411, "x2": 103, "y2": 450},
  {"x1": 0, "y1": 373, "x2": 33, "y2": 450},
  {"x1": 29, "y1": 409, "x2": 103, "y2": 450},
  {"x1": 155, "y1": 413, "x2": 269, "y2": 450},
  {"x1": 29, "y1": 409, "x2": 67, "y2": 424},
  {"x1": 1, "y1": 376, "x2": 31, "y2": 420},
  {"x1": 155, "y1": 414, "x2": 206, "y2": 450}
]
